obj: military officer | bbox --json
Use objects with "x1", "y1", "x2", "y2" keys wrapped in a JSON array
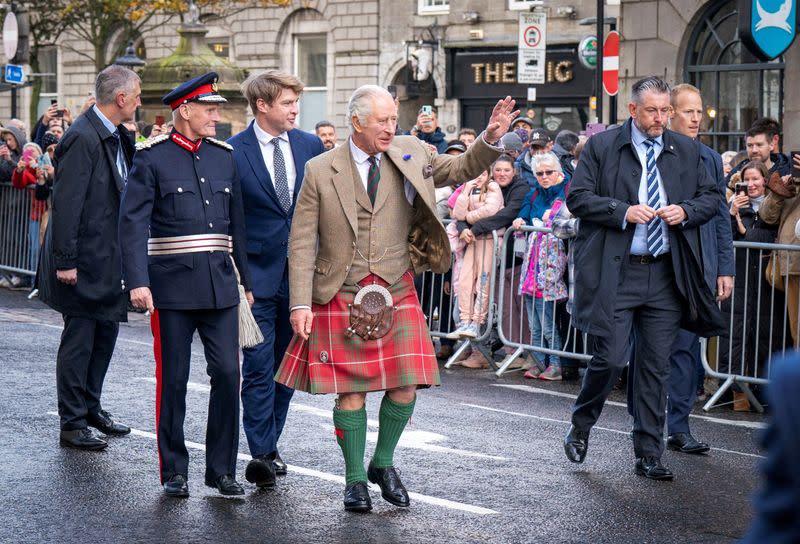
[{"x1": 119, "y1": 72, "x2": 252, "y2": 498}]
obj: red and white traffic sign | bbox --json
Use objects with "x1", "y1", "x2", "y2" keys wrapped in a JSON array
[{"x1": 603, "y1": 31, "x2": 620, "y2": 96}]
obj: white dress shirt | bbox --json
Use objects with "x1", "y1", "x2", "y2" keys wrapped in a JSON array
[
  {"x1": 253, "y1": 121, "x2": 297, "y2": 201},
  {"x1": 629, "y1": 122, "x2": 671, "y2": 256},
  {"x1": 348, "y1": 138, "x2": 416, "y2": 205}
]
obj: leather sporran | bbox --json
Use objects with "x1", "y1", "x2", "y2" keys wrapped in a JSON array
[{"x1": 346, "y1": 284, "x2": 394, "y2": 340}]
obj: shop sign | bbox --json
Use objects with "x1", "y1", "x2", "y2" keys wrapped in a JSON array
[
  {"x1": 578, "y1": 36, "x2": 597, "y2": 69},
  {"x1": 739, "y1": 0, "x2": 798, "y2": 61}
]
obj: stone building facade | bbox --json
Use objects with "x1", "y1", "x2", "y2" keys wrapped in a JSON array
[{"x1": 1, "y1": 0, "x2": 796, "y2": 152}]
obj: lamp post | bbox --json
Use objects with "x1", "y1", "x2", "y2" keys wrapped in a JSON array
[{"x1": 114, "y1": 41, "x2": 146, "y2": 70}]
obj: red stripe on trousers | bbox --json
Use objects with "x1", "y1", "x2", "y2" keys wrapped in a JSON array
[{"x1": 150, "y1": 309, "x2": 165, "y2": 484}]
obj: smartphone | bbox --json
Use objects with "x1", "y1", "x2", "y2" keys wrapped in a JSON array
[
  {"x1": 55, "y1": 110, "x2": 64, "y2": 118},
  {"x1": 387, "y1": 85, "x2": 397, "y2": 99},
  {"x1": 792, "y1": 151, "x2": 800, "y2": 178},
  {"x1": 155, "y1": 114, "x2": 165, "y2": 126},
  {"x1": 421, "y1": 105, "x2": 433, "y2": 115},
  {"x1": 735, "y1": 182, "x2": 748, "y2": 196},
  {"x1": 50, "y1": 99, "x2": 58, "y2": 106},
  {"x1": 22, "y1": 148, "x2": 34, "y2": 162}
]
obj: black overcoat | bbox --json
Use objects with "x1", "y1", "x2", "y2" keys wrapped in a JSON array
[
  {"x1": 566, "y1": 119, "x2": 724, "y2": 337},
  {"x1": 37, "y1": 108, "x2": 134, "y2": 321}
]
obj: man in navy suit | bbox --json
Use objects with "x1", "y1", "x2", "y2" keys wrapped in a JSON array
[{"x1": 228, "y1": 70, "x2": 325, "y2": 488}]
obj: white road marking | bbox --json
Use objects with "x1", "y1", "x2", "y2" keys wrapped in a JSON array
[
  {"x1": 134, "y1": 380, "x2": 509, "y2": 461},
  {"x1": 492, "y1": 383, "x2": 767, "y2": 430},
  {"x1": 46, "y1": 412, "x2": 497, "y2": 515},
  {"x1": 461, "y1": 403, "x2": 766, "y2": 460}
]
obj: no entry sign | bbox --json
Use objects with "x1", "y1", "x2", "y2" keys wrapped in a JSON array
[{"x1": 602, "y1": 31, "x2": 620, "y2": 96}]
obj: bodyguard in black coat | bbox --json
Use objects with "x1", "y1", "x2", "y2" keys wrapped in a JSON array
[
  {"x1": 562, "y1": 77, "x2": 721, "y2": 481},
  {"x1": 38, "y1": 66, "x2": 141, "y2": 451}
]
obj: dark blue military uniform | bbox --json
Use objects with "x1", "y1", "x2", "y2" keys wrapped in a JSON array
[{"x1": 119, "y1": 73, "x2": 251, "y2": 491}]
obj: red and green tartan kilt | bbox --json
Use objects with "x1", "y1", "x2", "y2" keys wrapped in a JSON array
[{"x1": 275, "y1": 271, "x2": 441, "y2": 394}]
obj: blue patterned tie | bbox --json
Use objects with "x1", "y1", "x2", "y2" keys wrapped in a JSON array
[
  {"x1": 643, "y1": 138, "x2": 664, "y2": 255},
  {"x1": 271, "y1": 137, "x2": 292, "y2": 212}
]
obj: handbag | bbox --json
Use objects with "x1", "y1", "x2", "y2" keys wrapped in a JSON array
[{"x1": 765, "y1": 251, "x2": 786, "y2": 291}]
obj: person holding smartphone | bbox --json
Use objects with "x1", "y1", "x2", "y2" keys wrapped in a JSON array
[
  {"x1": 411, "y1": 105, "x2": 448, "y2": 153},
  {"x1": 759, "y1": 152, "x2": 800, "y2": 348}
]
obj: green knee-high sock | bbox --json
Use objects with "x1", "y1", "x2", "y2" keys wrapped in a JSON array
[
  {"x1": 372, "y1": 395, "x2": 416, "y2": 468},
  {"x1": 333, "y1": 406, "x2": 368, "y2": 484}
]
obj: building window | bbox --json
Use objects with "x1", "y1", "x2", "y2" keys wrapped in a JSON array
[
  {"x1": 294, "y1": 34, "x2": 327, "y2": 132},
  {"x1": 418, "y1": 0, "x2": 449, "y2": 15},
  {"x1": 684, "y1": 0, "x2": 784, "y2": 153},
  {"x1": 36, "y1": 46, "x2": 58, "y2": 117},
  {"x1": 207, "y1": 39, "x2": 230, "y2": 59}
]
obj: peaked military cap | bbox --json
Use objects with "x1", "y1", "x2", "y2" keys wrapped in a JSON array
[{"x1": 162, "y1": 72, "x2": 227, "y2": 110}]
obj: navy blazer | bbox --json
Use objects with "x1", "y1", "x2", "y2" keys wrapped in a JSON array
[
  {"x1": 698, "y1": 142, "x2": 735, "y2": 291},
  {"x1": 228, "y1": 123, "x2": 324, "y2": 299}
]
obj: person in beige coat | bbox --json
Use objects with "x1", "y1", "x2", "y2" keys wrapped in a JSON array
[
  {"x1": 275, "y1": 85, "x2": 517, "y2": 512},
  {"x1": 759, "y1": 153, "x2": 800, "y2": 346}
]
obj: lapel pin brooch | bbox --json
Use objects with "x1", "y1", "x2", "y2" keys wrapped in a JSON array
[{"x1": 403, "y1": 154, "x2": 412, "y2": 161}]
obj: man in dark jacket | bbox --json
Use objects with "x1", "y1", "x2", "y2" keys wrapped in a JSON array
[
  {"x1": 726, "y1": 118, "x2": 791, "y2": 184},
  {"x1": 563, "y1": 76, "x2": 720, "y2": 481},
  {"x1": 553, "y1": 130, "x2": 579, "y2": 178},
  {"x1": 38, "y1": 65, "x2": 140, "y2": 451},
  {"x1": 626, "y1": 83, "x2": 735, "y2": 455},
  {"x1": 412, "y1": 106, "x2": 448, "y2": 154}
]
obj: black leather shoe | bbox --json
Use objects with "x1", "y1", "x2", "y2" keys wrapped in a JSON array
[
  {"x1": 164, "y1": 474, "x2": 189, "y2": 498},
  {"x1": 59, "y1": 428, "x2": 108, "y2": 451},
  {"x1": 206, "y1": 474, "x2": 245, "y2": 496},
  {"x1": 667, "y1": 432, "x2": 710, "y2": 455},
  {"x1": 367, "y1": 462, "x2": 410, "y2": 507},
  {"x1": 343, "y1": 481, "x2": 372, "y2": 512},
  {"x1": 563, "y1": 425, "x2": 589, "y2": 463},
  {"x1": 273, "y1": 452, "x2": 287, "y2": 476},
  {"x1": 87, "y1": 410, "x2": 131, "y2": 436},
  {"x1": 245, "y1": 455, "x2": 276, "y2": 488},
  {"x1": 635, "y1": 457, "x2": 674, "y2": 481}
]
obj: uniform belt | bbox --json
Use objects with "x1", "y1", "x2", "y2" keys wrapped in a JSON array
[
  {"x1": 147, "y1": 234, "x2": 233, "y2": 255},
  {"x1": 628, "y1": 253, "x2": 668, "y2": 265}
]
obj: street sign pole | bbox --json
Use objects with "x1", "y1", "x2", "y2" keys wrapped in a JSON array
[{"x1": 596, "y1": 0, "x2": 604, "y2": 124}]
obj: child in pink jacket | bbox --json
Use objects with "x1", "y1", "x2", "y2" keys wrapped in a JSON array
[{"x1": 445, "y1": 170, "x2": 503, "y2": 339}]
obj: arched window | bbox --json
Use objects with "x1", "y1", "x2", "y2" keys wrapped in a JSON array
[{"x1": 684, "y1": 0, "x2": 784, "y2": 152}]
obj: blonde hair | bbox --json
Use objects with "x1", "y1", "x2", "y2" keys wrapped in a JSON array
[
  {"x1": 241, "y1": 70, "x2": 305, "y2": 113},
  {"x1": 670, "y1": 83, "x2": 701, "y2": 107}
]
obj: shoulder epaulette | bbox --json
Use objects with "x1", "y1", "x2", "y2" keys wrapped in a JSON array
[
  {"x1": 135, "y1": 133, "x2": 170, "y2": 151},
  {"x1": 205, "y1": 137, "x2": 233, "y2": 151}
]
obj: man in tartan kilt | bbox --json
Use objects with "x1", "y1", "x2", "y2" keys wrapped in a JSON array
[{"x1": 275, "y1": 85, "x2": 518, "y2": 512}]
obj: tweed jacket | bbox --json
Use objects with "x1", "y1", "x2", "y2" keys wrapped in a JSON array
[
  {"x1": 288, "y1": 134, "x2": 500, "y2": 307},
  {"x1": 760, "y1": 189, "x2": 800, "y2": 275}
]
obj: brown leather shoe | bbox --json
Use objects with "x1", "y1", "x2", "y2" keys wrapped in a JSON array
[
  {"x1": 461, "y1": 351, "x2": 489, "y2": 369},
  {"x1": 436, "y1": 345, "x2": 454, "y2": 359}
]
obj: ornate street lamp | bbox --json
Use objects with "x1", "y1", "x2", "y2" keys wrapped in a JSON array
[{"x1": 115, "y1": 41, "x2": 146, "y2": 69}]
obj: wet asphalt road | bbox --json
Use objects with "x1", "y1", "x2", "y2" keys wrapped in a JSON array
[{"x1": 0, "y1": 288, "x2": 765, "y2": 544}]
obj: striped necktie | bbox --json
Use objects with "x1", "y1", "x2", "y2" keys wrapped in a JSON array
[
  {"x1": 367, "y1": 155, "x2": 380, "y2": 206},
  {"x1": 643, "y1": 138, "x2": 664, "y2": 255}
]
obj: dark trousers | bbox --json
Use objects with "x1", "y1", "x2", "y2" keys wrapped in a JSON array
[
  {"x1": 56, "y1": 316, "x2": 119, "y2": 431},
  {"x1": 626, "y1": 328, "x2": 700, "y2": 435},
  {"x1": 572, "y1": 258, "x2": 682, "y2": 458},
  {"x1": 152, "y1": 306, "x2": 240, "y2": 483},
  {"x1": 241, "y1": 279, "x2": 294, "y2": 458}
]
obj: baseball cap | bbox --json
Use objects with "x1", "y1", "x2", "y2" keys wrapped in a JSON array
[{"x1": 529, "y1": 129, "x2": 552, "y2": 147}]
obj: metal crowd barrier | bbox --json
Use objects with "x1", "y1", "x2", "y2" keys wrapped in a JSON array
[
  {"x1": 494, "y1": 226, "x2": 592, "y2": 376},
  {"x1": 700, "y1": 240, "x2": 800, "y2": 413},
  {"x1": 416, "y1": 220, "x2": 500, "y2": 368},
  {"x1": 0, "y1": 181, "x2": 36, "y2": 278}
]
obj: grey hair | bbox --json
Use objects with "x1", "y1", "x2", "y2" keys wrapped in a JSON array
[
  {"x1": 95, "y1": 65, "x2": 140, "y2": 105},
  {"x1": 631, "y1": 76, "x2": 670, "y2": 105},
  {"x1": 532, "y1": 151, "x2": 563, "y2": 174},
  {"x1": 347, "y1": 85, "x2": 391, "y2": 127}
]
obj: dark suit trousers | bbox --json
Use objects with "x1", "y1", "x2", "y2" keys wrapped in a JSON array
[
  {"x1": 241, "y1": 276, "x2": 294, "y2": 458},
  {"x1": 572, "y1": 258, "x2": 682, "y2": 458},
  {"x1": 153, "y1": 307, "x2": 240, "y2": 483},
  {"x1": 625, "y1": 328, "x2": 700, "y2": 434},
  {"x1": 57, "y1": 316, "x2": 119, "y2": 430}
]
